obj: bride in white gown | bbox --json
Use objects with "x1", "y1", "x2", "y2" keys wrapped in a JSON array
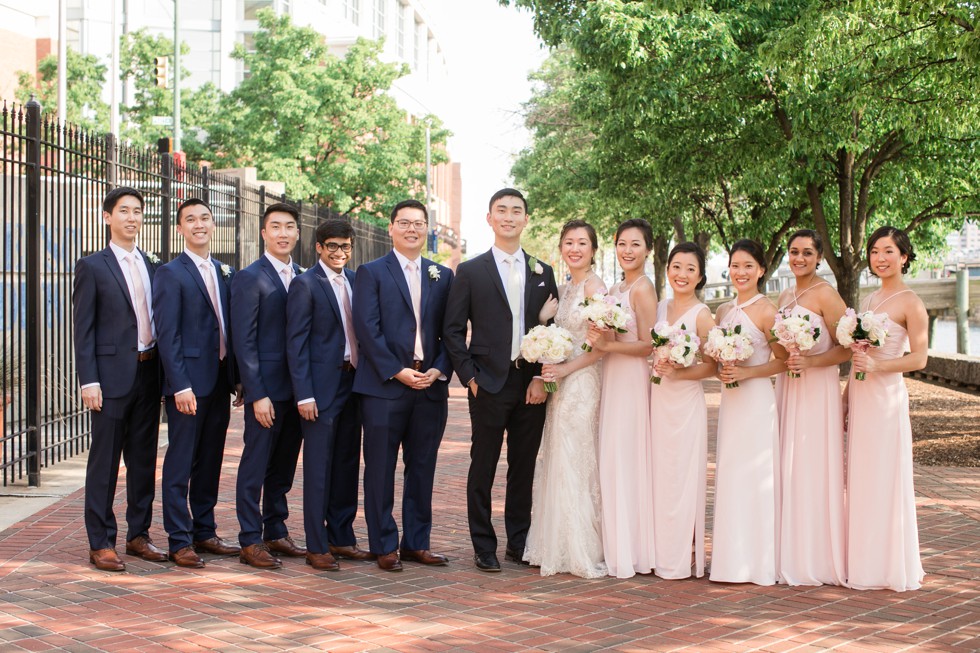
[{"x1": 523, "y1": 220, "x2": 608, "y2": 578}]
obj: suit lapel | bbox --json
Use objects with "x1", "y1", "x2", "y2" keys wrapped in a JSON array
[
  {"x1": 102, "y1": 248, "x2": 136, "y2": 315},
  {"x1": 385, "y1": 251, "x2": 414, "y2": 312},
  {"x1": 179, "y1": 253, "x2": 212, "y2": 306},
  {"x1": 214, "y1": 260, "x2": 232, "y2": 332},
  {"x1": 481, "y1": 250, "x2": 509, "y2": 306},
  {"x1": 419, "y1": 259, "x2": 431, "y2": 319},
  {"x1": 314, "y1": 264, "x2": 343, "y2": 323},
  {"x1": 258, "y1": 255, "x2": 288, "y2": 300},
  {"x1": 523, "y1": 249, "x2": 537, "y2": 309}
]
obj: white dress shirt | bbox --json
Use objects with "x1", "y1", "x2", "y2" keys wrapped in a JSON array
[{"x1": 491, "y1": 245, "x2": 525, "y2": 333}]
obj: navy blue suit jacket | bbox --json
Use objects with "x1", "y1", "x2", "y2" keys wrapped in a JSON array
[
  {"x1": 73, "y1": 246, "x2": 159, "y2": 399},
  {"x1": 152, "y1": 253, "x2": 236, "y2": 397},
  {"x1": 285, "y1": 265, "x2": 356, "y2": 408},
  {"x1": 352, "y1": 252, "x2": 453, "y2": 401},
  {"x1": 230, "y1": 255, "x2": 302, "y2": 404}
]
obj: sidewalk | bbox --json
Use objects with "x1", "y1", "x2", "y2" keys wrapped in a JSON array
[{"x1": 0, "y1": 384, "x2": 977, "y2": 652}]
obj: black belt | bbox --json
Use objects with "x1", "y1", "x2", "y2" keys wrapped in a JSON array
[
  {"x1": 511, "y1": 358, "x2": 525, "y2": 369},
  {"x1": 137, "y1": 347, "x2": 157, "y2": 362},
  {"x1": 341, "y1": 361, "x2": 355, "y2": 372},
  {"x1": 411, "y1": 360, "x2": 423, "y2": 371}
]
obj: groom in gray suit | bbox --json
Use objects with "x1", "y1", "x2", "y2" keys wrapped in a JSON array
[{"x1": 443, "y1": 188, "x2": 558, "y2": 572}]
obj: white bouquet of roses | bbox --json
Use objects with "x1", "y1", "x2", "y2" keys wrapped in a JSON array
[
  {"x1": 520, "y1": 324, "x2": 575, "y2": 392},
  {"x1": 578, "y1": 292, "x2": 632, "y2": 352},
  {"x1": 650, "y1": 321, "x2": 701, "y2": 385},
  {"x1": 770, "y1": 310, "x2": 821, "y2": 378},
  {"x1": 703, "y1": 325, "x2": 755, "y2": 389},
  {"x1": 836, "y1": 308, "x2": 888, "y2": 380}
]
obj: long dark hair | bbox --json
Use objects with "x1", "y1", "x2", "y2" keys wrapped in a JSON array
[
  {"x1": 559, "y1": 219, "x2": 598, "y2": 265},
  {"x1": 866, "y1": 225, "x2": 916, "y2": 275},
  {"x1": 668, "y1": 241, "x2": 707, "y2": 291},
  {"x1": 728, "y1": 239, "x2": 767, "y2": 292}
]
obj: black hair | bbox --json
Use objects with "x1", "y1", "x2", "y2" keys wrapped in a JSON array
[
  {"x1": 176, "y1": 197, "x2": 212, "y2": 224},
  {"x1": 488, "y1": 188, "x2": 528, "y2": 214},
  {"x1": 787, "y1": 228, "x2": 824, "y2": 256},
  {"x1": 316, "y1": 218, "x2": 355, "y2": 243},
  {"x1": 729, "y1": 239, "x2": 767, "y2": 292},
  {"x1": 866, "y1": 225, "x2": 916, "y2": 275},
  {"x1": 614, "y1": 218, "x2": 653, "y2": 250},
  {"x1": 103, "y1": 186, "x2": 144, "y2": 213},
  {"x1": 262, "y1": 202, "x2": 299, "y2": 228},
  {"x1": 389, "y1": 199, "x2": 428, "y2": 224},
  {"x1": 668, "y1": 241, "x2": 707, "y2": 291},
  {"x1": 559, "y1": 219, "x2": 598, "y2": 265}
]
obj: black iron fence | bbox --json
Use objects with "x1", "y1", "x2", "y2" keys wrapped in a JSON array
[{"x1": 0, "y1": 99, "x2": 391, "y2": 486}]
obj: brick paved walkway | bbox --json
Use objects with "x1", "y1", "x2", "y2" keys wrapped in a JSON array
[{"x1": 0, "y1": 383, "x2": 977, "y2": 652}]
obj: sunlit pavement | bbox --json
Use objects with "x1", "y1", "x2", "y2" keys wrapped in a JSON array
[{"x1": 0, "y1": 381, "x2": 977, "y2": 652}]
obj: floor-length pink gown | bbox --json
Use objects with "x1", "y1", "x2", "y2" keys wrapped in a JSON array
[
  {"x1": 709, "y1": 293, "x2": 779, "y2": 586},
  {"x1": 846, "y1": 290, "x2": 924, "y2": 592},
  {"x1": 650, "y1": 300, "x2": 708, "y2": 579},
  {"x1": 774, "y1": 286, "x2": 846, "y2": 586},
  {"x1": 597, "y1": 279, "x2": 656, "y2": 578}
]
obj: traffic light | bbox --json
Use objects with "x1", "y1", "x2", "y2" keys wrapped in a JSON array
[{"x1": 154, "y1": 56, "x2": 169, "y2": 88}]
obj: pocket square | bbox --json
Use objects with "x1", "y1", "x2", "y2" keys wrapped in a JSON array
[{"x1": 538, "y1": 281, "x2": 545, "y2": 287}]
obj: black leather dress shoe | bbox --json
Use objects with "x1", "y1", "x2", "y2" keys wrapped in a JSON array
[
  {"x1": 474, "y1": 552, "x2": 501, "y2": 572},
  {"x1": 504, "y1": 547, "x2": 530, "y2": 566}
]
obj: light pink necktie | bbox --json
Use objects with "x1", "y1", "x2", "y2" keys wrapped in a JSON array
[
  {"x1": 333, "y1": 274, "x2": 358, "y2": 368},
  {"x1": 406, "y1": 261, "x2": 424, "y2": 361},
  {"x1": 201, "y1": 262, "x2": 227, "y2": 361},
  {"x1": 127, "y1": 253, "x2": 153, "y2": 347},
  {"x1": 281, "y1": 265, "x2": 292, "y2": 290}
]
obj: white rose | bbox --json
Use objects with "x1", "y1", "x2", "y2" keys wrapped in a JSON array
[{"x1": 797, "y1": 332, "x2": 815, "y2": 351}]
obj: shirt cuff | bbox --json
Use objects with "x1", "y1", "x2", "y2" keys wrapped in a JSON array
[
  {"x1": 297, "y1": 398, "x2": 315, "y2": 406},
  {"x1": 80, "y1": 382, "x2": 100, "y2": 390},
  {"x1": 175, "y1": 388, "x2": 193, "y2": 397}
]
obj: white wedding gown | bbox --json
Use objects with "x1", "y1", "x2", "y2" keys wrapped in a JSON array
[{"x1": 523, "y1": 275, "x2": 607, "y2": 578}]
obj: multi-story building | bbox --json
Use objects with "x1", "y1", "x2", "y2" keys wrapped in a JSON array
[{"x1": 1, "y1": 0, "x2": 463, "y2": 263}]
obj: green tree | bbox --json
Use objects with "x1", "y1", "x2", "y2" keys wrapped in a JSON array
[
  {"x1": 204, "y1": 10, "x2": 448, "y2": 222},
  {"x1": 16, "y1": 49, "x2": 109, "y2": 132},
  {"x1": 507, "y1": 0, "x2": 980, "y2": 306},
  {"x1": 118, "y1": 29, "x2": 219, "y2": 160}
]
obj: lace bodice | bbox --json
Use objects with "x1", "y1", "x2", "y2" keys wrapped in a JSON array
[{"x1": 556, "y1": 275, "x2": 604, "y2": 357}]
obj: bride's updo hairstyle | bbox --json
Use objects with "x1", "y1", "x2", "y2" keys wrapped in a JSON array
[
  {"x1": 614, "y1": 218, "x2": 654, "y2": 251},
  {"x1": 728, "y1": 239, "x2": 768, "y2": 293},
  {"x1": 667, "y1": 241, "x2": 708, "y2": 291},
  {"x1": 866, "y1": 225, "x2": 916, "y2": 276},
  {"x1": 559, "y1": 219, "x2": 599, "y2": 265}
]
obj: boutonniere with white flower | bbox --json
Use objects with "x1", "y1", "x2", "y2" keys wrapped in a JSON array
[
  {"x1": 528, "y1": 256, "x2": 544, "y2": 275},
  {"x1": 298, "y1": 266, "x2": 307, "y2": 274},
  {"x1": 145, "y1": 252, "x2": 161, "y2": 265},
  {"x1": 428, "y1": 264, "x2": 441, "y2": 281},
  {"x1": 220, "y1": 264, "x2": 233, "y2": 279}
]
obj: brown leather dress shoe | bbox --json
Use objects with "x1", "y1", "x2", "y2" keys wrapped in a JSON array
[
  {"x1": 306, "y1": 552, "x2": 340, "y2": 571},
  {"x1": 125, "y1": 535, "x2": 168, "y2": 562},
  {"x1": 376, "y1": 551, "x2": 403, "y2": 571},
  {"x1": 169, "y1": 546, "x2": 205, "y2": 568},
  {"x1": 264, "y1": 536, "x2": 307, "y2": 557},
  {"x1": 89, "y1": 548, "x2": 126, "y2": 572},
  {"x1": 239, "y1": 543, "x2": 282, "y2": 569},
  {"x1": 194, "y1": 536, "x2": 242, "y2": 556},
  {"x1": 329, "y1": 545, "x2": 377, "y2": 561},
  {"x1": 399, "y1": 549, "x2": 449, "y2": 566}
]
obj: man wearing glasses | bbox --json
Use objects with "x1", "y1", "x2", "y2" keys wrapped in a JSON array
[
  {"x1": 352, "y1": 200, "x2": 454, "y2": 571},
  {"x1": 231, "y1": 202, "x2": 307, "y2": 568},
  {"x1": 285, "y1": 219, "x2": 372, "y2": 571}
]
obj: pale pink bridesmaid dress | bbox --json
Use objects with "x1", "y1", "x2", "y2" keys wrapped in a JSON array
[
  {"x1": 775, "y1": 284, "x2": 846, "y2": 586},
  {"x1": 650, "y1": 300, "x2": 708, "y2": 579},
  {"x1": 846, "y1": 290, "x2": 924, "y2": 591},
  {"x1": 709, "y1": 293, "x2": 779, "y2": 586},
  {"x1": 597, "y1": 279, "x2": 656, "y2": 578}
]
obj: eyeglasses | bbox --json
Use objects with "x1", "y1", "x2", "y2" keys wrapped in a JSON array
[
  {"x1": 393, "y1": 220, "x2": 427, "y2": 231},
  {"x1": 321, "y1": 242, "x2": 352, "y2": 253}
]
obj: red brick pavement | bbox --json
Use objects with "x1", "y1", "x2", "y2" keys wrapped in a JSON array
[{"x1": 0, "y1": 383, "x2": 977, "y2": 652}]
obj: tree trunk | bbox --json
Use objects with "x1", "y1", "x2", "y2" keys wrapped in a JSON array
[
  {"x1": 836, "y1": 265, "x2": 862, "y2": 311},
  {"x1": 652, "y1": 232, "x2": 670, "y2": 300}
]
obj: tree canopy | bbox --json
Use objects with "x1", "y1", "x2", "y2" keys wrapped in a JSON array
[{"x1": 507, "y1": 0, "x2": 980, "y2": 305}]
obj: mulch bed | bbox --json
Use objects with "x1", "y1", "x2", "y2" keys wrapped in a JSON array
[{"x1": 907, "y1": 377, "x2": 980, "y2": 467}]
